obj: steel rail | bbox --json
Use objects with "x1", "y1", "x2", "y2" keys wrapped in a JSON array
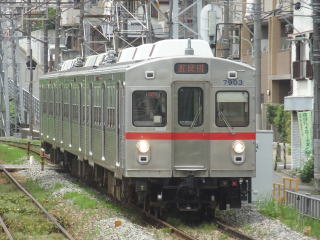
[
  {"x1": 142, "y1": 210, "x2": 197, "y2": 240},
  {"x1": 0, "y1": 214, "x2": 14, "y2": 240},
  {"x1": 215, "y1": 219, "x2": 256, "y2": 240},
  {"x1": 1, "y1": 168, "x2": 75, "y2": 240}
]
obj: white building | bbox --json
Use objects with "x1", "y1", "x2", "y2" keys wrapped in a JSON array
[{"x1": 284, "y1": 0, "x2": 313, "y2": 169}]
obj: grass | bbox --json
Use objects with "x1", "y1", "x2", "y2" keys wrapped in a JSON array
[
  {"x1": 258, "y1": 198, "x2": 320, "y2": 239},
  {"x1": 0, "y1": 143, "x2": 41, "y2": 165},
  {"x1": 63, "y1": 192, "x2": 99, "y2": 209},
  {"x1": 218, "y1": 235, "x2": 228, "y2": 240},
  {"x1": 0, "y1": 137, "x2": 40, "y2": 145},
  {"x1": 25, "y1": 179, "x2": 51, "y2": 200},
  {"x1": 0, "y1": 143, "x2": 28, "y2": 164},
  {"x1": 0, "y1": 175, "x2": 63, "y2": 240},
  {"x1": 53, "y1": 183, "x2": 63, "y2": 190}
]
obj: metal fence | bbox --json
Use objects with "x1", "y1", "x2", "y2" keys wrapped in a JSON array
[
  {"x1": 285, "y1": 190, "x2": 320, "y2": 219},
  {"x1": 22, "y1": 89, "x2": 40, "y2": 128}
]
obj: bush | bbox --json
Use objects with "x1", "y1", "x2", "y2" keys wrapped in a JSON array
[{"x1": 300, "y1": 159, "x2": 314, "y2": 183}]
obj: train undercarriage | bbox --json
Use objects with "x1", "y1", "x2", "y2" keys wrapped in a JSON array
[{"x1": 43, "y1": 142, "x2": 252, "y2": 219}]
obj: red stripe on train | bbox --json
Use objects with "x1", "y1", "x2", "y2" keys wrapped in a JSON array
[{"x1": 125, "y1": 132, "x2": 256, "y2": 140}]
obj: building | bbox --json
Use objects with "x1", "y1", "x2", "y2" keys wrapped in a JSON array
[
  {"x1": 241, "y1": 0, "x2": 293, "y2": 106},
  {"x1": 284, "y1": 0, "x2": 313, "y2": 169}
]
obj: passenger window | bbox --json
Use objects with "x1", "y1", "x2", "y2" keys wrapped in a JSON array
[
  {"x1": 216, "y1": 91, "x2": 249, "y2": 127},
  {"x1": 178, "y1": 87, "x2": 203, "y2": 127},
  {"x1": 132, "y1": 91, "x2": 167, "y2": 127}
]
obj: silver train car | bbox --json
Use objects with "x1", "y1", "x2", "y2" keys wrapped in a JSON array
[{"x1": 40, "y1": 39, "x2": 256, "y2": 217}]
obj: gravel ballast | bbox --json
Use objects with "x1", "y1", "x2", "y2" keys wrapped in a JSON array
[
  {"x1": 15, "y1": 159, "x2": 317, "y2": 240},
  {"x1": 19, "y1": 162, "x2": 157, "y2": 240},
  {"x1": 216, "y1": 204, "x2": 316, "y2": 240}
]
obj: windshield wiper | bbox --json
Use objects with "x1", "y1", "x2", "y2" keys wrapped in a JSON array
[
  {"x1": 190, "y1": 106, "x2": 202, "y2": 128},
  {"x1": 218, "y1": 110, "x2": 234, "y2": 135}
]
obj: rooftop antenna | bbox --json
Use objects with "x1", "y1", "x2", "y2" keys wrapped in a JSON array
[{"x1": 185, "y1": 38, "x2": 194, "y2": 55}]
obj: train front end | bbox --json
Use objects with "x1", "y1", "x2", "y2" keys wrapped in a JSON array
[{"x1": 123, "y1": 39, "x2": 256, "y2": 215}]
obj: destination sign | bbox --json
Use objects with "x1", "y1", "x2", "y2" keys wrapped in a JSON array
[{"x1": 174, "y1": 63, "x2": 208, "y2": 74}]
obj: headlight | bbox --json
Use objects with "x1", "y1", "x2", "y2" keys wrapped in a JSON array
[
  {"x1": 136, "y1": 140, "x2": 150, "y2": 153},
  {"x1": 233, "y1": 140, "x2": 245, "y2": 154}
]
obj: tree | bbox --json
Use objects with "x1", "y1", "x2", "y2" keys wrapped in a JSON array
[
  {"x1": 266, "y1": 104, "x2": 291, "y2": 170},
  {"x1": 274, "y1": 105, "x2": 291, "y2": 169}
]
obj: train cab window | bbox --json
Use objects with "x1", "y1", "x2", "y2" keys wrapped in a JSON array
[
  {"x1": 132, "y1": 91, "x2": 167, "y2": 127},
  {"x1": 216, "y1": 91, "x2": 249, "y2": 127},
  {"x1": 178, "y1": 87, "x2": 203, "y2": 127}
]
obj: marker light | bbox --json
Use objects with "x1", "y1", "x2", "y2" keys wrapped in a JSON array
[
  {"x1": 136, "y1": 140, "x2": 150, "y2": 153},
  {"x1": 233, "y1": 140, "x2": 245, "y2": 154}
]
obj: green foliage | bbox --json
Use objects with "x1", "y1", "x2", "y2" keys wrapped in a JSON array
[
  {"x1": 274, "y1": 105, "x2": 291, "y2": 143},
  {"x1": 0, "y1": 140, "x2": 41, "y2": 164},
  {"x1": 0, "y1": 143, "x2": 27, "y2": 164},
  {"x1": 0, "y1": 137, "x2": 41, "y2": 145},
  {"x1": 63, "y1": 192, "x2": 99, "y2": 209},
  {"x1": 218, "y1": 235, "x2": 228, "y2": 240},
  {"x1": 266, "y1": 104, "x2": 278, "y2": 125},
  {"x1": 32, "y1": 8, "x2": 56, "y2": 31},
  {"x1": 300, "y1": 159, "x2": 314, "y2": 183},
  {"x1": 266, "y1": 104, "x2": 291, "y2": 143},
  {"x1": 267, "y1": 104, "x2": 291, "y2": 165},
  {"x1": 258, "y1": 198, "x2": 320, "y2": 238},
  {"x1": 53, "y1": 183, "x2": 63, "y2": 190},
  {"x1": 0, "y1": 177, "x2": 62, "y2": 239},
  {"x1": 47, "y1": 8, "x2": 57, "y2": 30}
]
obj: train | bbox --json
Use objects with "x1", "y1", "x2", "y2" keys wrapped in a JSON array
[{"x1": 40, "y1": 39, "x2": 256, "y2": 218}]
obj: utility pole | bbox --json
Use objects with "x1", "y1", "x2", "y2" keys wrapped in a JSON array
[
  {"x1": 27, "y1": 0, "x2": 34, "y2": 139},
  {"x1": 223, "y1": 0, "x2": 230, "y2": 58},
  {"x1": 312, "y1": 0, "x2": 320, "y2": 190},
  {"x1": 196, "y1": 0, "x2": 202, "y2": 38},
  {"x1": 171, "y1": 0, "x2": 179, "y2": 39},
  {"x1": 79, "y1": 0, "x2": 85, "y2": 59},
  {"x1": 0, "y1": 7, "x2": 7, "y2": 136},
  {"x1": 54, "y1": 0, "x2": 61, "y2": 70},
  {"x1": 254, "y1": 0, "x2": 262, "y2": 130},
  {"x1": 44, "y1": 2, "x2": 49, "y2": 73},
  {"x1": 145, "y1": 0, "x2": 152, "y2": 43},
  {"x1": 10, "y1": 12, "x2": 19, "y2": 134}
]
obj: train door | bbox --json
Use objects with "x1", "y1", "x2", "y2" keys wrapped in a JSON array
[
  {"x1": 172, "y1": 81, "x2": 210, "y2": 176},
  {"x1": 115, "y1": 80, "x2": 125, "y2": 178}
]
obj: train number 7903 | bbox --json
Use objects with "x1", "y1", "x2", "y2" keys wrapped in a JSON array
[{"x1": 223, "y1": 79, "x2": 243, "y2": 86}]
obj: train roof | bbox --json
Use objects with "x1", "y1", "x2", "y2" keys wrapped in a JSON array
[{"x1": 41, "y1": 39, "x2": 254, "y2": 80}]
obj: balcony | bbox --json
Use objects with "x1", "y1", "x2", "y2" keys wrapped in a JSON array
[
  {"x1": 284, "y1": 96, "x2": 313, "y2": 111},
  {"x1": 292, "y1": 60, "x2": 313, "y2": 80}
]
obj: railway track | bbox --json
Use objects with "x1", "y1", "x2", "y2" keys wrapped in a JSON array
[
  {"x1": 0, "y1": 214, "x2": 14, "y2": 240},
  {"x1": 215, "y1": 219, "x2": 256, "y2": 240},
  {"x1": 142, "y1": 210, "x2": 257, "y2": 240},
  {"x1": 0, "y1": 168, "x2": 75, "y2": 240},
  {"x1": 0, "y1": 139, "x2": 257, "y2": 240}
]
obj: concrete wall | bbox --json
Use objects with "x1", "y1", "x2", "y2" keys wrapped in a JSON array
[
  {"x1": 293, "y1": 0, "x2": 313, "y2": 34},
  {"x1": 253, "y1": 130, "x2": 273, "y2": 201},
  {"x1": 276, "y1": 50, "x2": 291, "y2": 75}
]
